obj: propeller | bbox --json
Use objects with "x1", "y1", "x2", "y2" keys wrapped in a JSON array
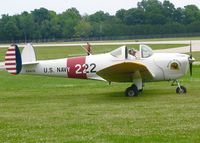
[{"x1": 188, "y1": 41, "x2": 195, "y2": 76}]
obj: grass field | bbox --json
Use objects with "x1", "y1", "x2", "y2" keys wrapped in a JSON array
[{"x1": 0, "y1": 43, "x2": 200, "y2": 142}]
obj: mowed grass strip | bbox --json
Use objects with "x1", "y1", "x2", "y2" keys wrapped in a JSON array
[{"x1": 0, "y1": 43, "x2": 200, "y2": 142}]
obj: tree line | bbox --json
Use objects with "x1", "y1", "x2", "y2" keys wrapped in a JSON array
[{"x1": 0, "y1": 0, "x2": 200, "y2": 42}]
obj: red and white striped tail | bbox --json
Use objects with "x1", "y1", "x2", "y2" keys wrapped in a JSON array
[{"x1": 5, "y1": 44, "x2": 22, "y2": 75}]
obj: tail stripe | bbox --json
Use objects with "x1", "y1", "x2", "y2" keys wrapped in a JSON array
[
  {"x1": 8, "y1": 48, "x2": 15, "y2": 50},
  {"x1": 5, "y1": 56, "x2": 16, "y2": 59},
  {"x1": 6, "y1": 54, "x2": 15, "y2": 56},
  {"x1": 6, "y1": 68, "x2": 16, "y2": 70},
  {"x1": 5, "y1": 61, "x2": 16, "y2": 64},
  {"x1": 5, "y1": 45, "x2": 22, "y2": 75},
  {"x1": 5, "y1": 58, "x2": 16, "y2": 61},
  {"x1": 6, "y1": 51, "x2": 15, "y2": 54},
  {"x1": 5, "y1": 63, "x2": 16, "y2": 66},
  {"x1": 5, "y1": 65, "x2": 16, "y2": 68}
]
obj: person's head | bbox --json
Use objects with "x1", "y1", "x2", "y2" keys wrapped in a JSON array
[{"x1": 129, "y1": 49, "x2": 136, "y2": 55}]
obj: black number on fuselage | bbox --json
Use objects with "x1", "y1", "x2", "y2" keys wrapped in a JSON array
[{"x1": 90, "y1": 63, "x2": 96, "y2": 73}]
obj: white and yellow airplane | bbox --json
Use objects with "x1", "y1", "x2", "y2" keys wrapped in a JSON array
[{"x1": 4, "y1": 43, "x2": 195, "y2": 96}]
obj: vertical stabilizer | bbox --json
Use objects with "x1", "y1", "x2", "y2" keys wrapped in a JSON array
[{"x1": 21, "y1": 43, "x2": 37, "y2": 63}]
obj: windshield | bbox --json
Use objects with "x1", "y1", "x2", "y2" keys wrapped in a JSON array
[{"x1": 140, "y1": 45, "x2": 153, "y2": 58}]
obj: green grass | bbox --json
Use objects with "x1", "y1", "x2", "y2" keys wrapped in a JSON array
[
  {"x1": 192, "y1": 52, "x2": 200, "y2": 61},
  {"x1": 0, "y1": 65, "x2": 200, "y2": 142},
  {"x1": 0, "y1": 42, "x2": 200, "y2": 142}
]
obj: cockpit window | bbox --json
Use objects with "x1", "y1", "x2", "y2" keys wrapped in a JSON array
[
  {"x1": 140, "y1": 45, "x2": 153, "y2": 58},
  {"x1": 110, "y1": 47, "x2": 122, "y2": 58},
  {"x1": 110, "y1": 46, "x2": 127, "y2": 59}
]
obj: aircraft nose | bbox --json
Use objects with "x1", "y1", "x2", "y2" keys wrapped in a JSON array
[{"x1": 188, "y1": 56, "x2": 195, "y2": 63}]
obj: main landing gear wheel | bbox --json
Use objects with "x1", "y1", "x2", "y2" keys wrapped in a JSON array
[
  {"x1": 176, "y1": 86, "x2": 187, "y2": 94},
  {"x1": 125, "y1": 85, "x2": 139, "y2": 97}
]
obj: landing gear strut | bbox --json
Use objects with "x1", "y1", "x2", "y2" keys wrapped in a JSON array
[{"x1": 174, "y1": 80, "x2": 187, "y2": 94}]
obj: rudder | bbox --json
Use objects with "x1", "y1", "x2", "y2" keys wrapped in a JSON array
[{"x1": 5, "y1": 44, "x2": 22, "y2": 75}]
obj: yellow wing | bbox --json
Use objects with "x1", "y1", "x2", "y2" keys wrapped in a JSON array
[{"x1": 97, "y1": 61, "x2": 154, "y2": 82}]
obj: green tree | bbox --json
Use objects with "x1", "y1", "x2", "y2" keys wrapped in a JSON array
[
  {"x1": 32, "y1": 8, "x2": 50, "y2": 24},
  {"x1": 0, "y1": 1, "x2": 200, "y2": 42},
  {"x1": 116, "y1": 9, "x2": 126, "y2": 22},
  {"x1": 123, "y1": 8, "x2": 145, "y2": 25},
  {"x1": 88, "y1": 11, "x2": 110, "y2": 23},
  {"x1": 187, "y1": 21, "x2": 200, "y2": 32},
  {"x1": 59, "y1": 8, "x2": 81, "y2": 38},
  {"x1": 138, "y1": 0, "x2": 166, "y2": 24},
  {"x1": 74, "y1": 20, "x2": 92, "y2": 38},
  {"x1": 18, "y1": 12, "x2": 35, "y2": 41},
  {"x1": 173, "y1": 8, "x2": 184, "y2": 23},
  {"x1": 183, "y1": 5, "x2": 200, "y2": 24},
  {"x1": 0, "y1": 15, "x2": 20, "y2": 41},
  {"x1": 162, "y1": 0, "x2": 176, "y2": 22}
]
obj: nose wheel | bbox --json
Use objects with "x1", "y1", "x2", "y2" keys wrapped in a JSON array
[
  {"x1": 176, "y1": 86, "x2": 186, "y2": 94},
  {"x1": 173, "y1": 80, "x2": 187, "y2": 94}
]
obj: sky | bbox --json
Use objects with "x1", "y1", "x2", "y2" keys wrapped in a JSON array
[{"x1": 0, "y1": 0, "x2": 200, "y2": 16}]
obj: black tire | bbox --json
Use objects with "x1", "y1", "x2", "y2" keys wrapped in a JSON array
[
  {"x1": 125, "y1": 85, "x2": 138, "y2": 97},
  {"x1": 176, "y1": 86, "x2": 187, "y2": 94},
  {"x1": 131, "y1": 84, "x2": 143, "y2": 92}
]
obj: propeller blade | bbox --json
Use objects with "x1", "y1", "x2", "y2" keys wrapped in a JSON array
[
  {"x1": 190, "y1": 41, "x2": 192, "y2": 58},
  {"x1": 189, "y1": 41, "x2": 194, "y2": 77},
  {"x1": 190, "y1": 62, "x2": 192, "y2": 76}
]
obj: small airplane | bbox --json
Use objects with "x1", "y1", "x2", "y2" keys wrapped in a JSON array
[{"x1": 4, "y1": 43, "x2": 195, "y2": 96}]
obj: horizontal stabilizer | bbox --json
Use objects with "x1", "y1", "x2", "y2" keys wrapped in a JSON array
[{"x1": 23, "y1": 61, "x2": 39, "y2": 65}]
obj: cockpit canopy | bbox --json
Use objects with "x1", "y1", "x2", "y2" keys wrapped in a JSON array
[
  {"x1": 110, "y1": 46, "x2": 127, "y2": 59},
  {"x1": 140, "y1": 45, "x2": 153, "y2": 58},
  {"x1": 110, "y1": 45, "x2": 154, "y2": 59}
]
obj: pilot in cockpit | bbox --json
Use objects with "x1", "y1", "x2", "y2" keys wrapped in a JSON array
[{"x1": 128, "y1": 48, "x2": 137, "y2": 60}]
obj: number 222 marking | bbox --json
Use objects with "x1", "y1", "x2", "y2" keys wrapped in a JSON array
[{"x1": 75, "y1": 63, "x2": 96, "y2": 74}]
